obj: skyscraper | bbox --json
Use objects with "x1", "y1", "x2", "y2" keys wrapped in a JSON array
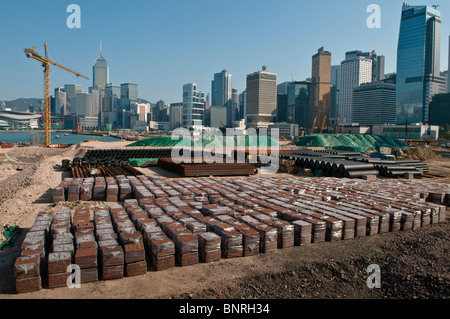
[
  {"x1": 339, "y1": 57, "x2": 373, "y2": 125},
  {"x1": 353, "y1": 82, "x2": 396, "y2": 126},
  {"x1": 93, "y1": 43, "x2": 109, "y2": 89},
  {"x1": 54, "y1": 87, "x2": 67, "y2": 116},
  {"x1": 211, "y1": 70, "x2": 232, "y2": 107},
  {"x1": 183, "y1": 83, "x2": 205, "y2": 129},
  {"x1": 169, "y1": 103, "x2": 183, "y2": 130},
  {"x1": 345, "y1": 50, "x2": 384, "y2": 82},
  {"x1": 329, "y1": 65, "x2": 341, "y2": 127},
  {"x1": 239, "y1": 91, "x2": 246, "y2": 121},
  {"x1": 246, "y1": 66, "x2": 277, "y2": 124},
  {"x1": 396, "y1": 4, "x2": 445, "y2": 124},
  {"x1": 227, "y1": 88, "x2": 239, "y2": 127},
  {"x1": 63, "y1": 84, "x2": 82, "y2": 115},
  {"x1": 120, "y1": 83, "x2": 138, "y2": 101},
  {"x1": 448, "y1": 35, "x2": 450, "y2": 93},
  {"x1": 310, "y1": 47, "x2": 331, "y2": 130}
]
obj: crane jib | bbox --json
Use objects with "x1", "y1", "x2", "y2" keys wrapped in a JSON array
[{"x1": 24, "y1": 43, "x2": 89, "y2": 146}]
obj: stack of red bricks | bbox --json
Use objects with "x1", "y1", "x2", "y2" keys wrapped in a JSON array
[
  {"x1": 117, "y1": 176, "x2": 133, "y2": 201},
  {"x1": 67, "y1": 178, "x2": 83, "y2": 202},
  {"x1": 214, "y1": 215, "x2": 260, "y2": 257},
  {"x1": 80, "y1": 177, "x2": 94, "y2": 201},
  {"x1": 143, "y1": 222, "x2": 175, "y2": 271},
  {"x1": 14, "y1": 210, "x2": 52, "y2": 293},
  {"x1": 198, "y1": 232, "x2": 221, "y2": 262},
  {"x1": 110, "y1": 203, "x2": 147, "y2": 277},
  {"x1": 93, "y1": 177, "x2": 106, "y2": 201},
  {"x1": 157, "y1": 216, "x2": 199, "y2": 267},
  {"x1": 72, "y1": 208, "x2": 98, "y2": 284},
  {"x1": 95, "y1": 206, "x2": 124, "y2": 280},
  {"x1": 52, "y1": 178, "x2": 72, "y2": 203},
  {"x1": 48, "y1": 209, "x2": 73, "y2": 289},
  {"x1": 105, "y1": 177, "x2": 119, "y2": 202}
]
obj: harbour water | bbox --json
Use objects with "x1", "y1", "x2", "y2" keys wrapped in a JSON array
[{"x1": 0, "y1": 131, "x2": 120, "y2": 144}]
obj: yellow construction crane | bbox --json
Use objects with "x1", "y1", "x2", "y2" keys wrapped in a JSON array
[
  {"x1": 340, "y1": 115, "x2": 347, "y2": 134},
  {"x1": 335, "y1": 115, "x2": 340, "y2": 134},
  {"x1": 319, "y1": 115, "x2": 327, "y2": 134},
  {"x1": 25, "y1": 43, "x2": 89, "y2": 146},
  {"x1": 310, "y1": 116, "x2": 317, "y2": 135}
]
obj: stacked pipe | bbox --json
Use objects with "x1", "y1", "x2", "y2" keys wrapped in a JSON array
[
  {"x1": 83, "y1": 149, "x2": 173, "y2": 163},
  {"x1": 280, "y1": 153, "x2": 378, "y2": 179}
]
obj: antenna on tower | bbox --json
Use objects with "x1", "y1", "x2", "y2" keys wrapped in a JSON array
[
  {"x1": 432, "y1": 5, "x2": 439, "y2": 9},
  {"x1": 100, "y1": 40, "x2": 103, "y2": 56}
]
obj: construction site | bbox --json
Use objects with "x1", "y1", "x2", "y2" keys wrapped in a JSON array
[{"x1": 0, "y1": 133, "x2": 449, "y2": 300}]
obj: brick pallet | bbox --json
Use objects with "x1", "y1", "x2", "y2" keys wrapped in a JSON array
[
  {"x1": 17, "y1": 176, "x2": 450, "y2": 294},
  {"x1": 14, "y1": 210, "x2": 53, "y2": 293}
]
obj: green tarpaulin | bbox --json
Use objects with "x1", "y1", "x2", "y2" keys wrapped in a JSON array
[
  {"x1": 127, "y1": 137, "x2": 195, "y2": 147},
  {"x1": 127, "y1": 158, "x2": 159, "y2": 167},
  {"x1": 295, "y1": 134, "x2": 409, "y2": 153},
  {"x1": 128, "y1": 135, "x2": 280, "y2": 148}
]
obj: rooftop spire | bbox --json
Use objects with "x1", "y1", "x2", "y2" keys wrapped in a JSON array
[{"x1": 100, "y1": 40, "x2": 102, "y2": 56}]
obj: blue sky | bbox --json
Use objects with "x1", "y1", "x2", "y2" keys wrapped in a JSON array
[{"x1": 0, "y1": 0, "x2": 449, "y2": 104}]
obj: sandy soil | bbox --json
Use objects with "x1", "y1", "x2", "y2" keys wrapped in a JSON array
[{"x1": 0, "y1": 144, "x2": 449, "y2": 299}]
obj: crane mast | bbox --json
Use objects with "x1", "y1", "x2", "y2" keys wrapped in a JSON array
[{"x1": 25, "y1": 43, "x2": 89, "y2": 146}]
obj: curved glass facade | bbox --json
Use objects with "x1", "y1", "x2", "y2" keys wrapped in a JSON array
[{"x1": 396, "y1": 5, "x2": 441, "y2": 125}]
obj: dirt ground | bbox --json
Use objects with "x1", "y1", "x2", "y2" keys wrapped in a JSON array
[{"x1": 0, "y1": 144, "x2": 449, "y2": 299}]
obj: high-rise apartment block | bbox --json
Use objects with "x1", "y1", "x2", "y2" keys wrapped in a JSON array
[
  {"x1": 345, "y1": 50, "x2": 384, "y2": 82},
  {"x1": 169, "y1": 103, "x2": 183, "y2": 130},
  {"x1": 310, "y1": 47, "x2": 331, "y2": 130},
  {"x1": 183, "y1": 83, "x2": 205, "y2": 129},
  {"x1": 246, "y1": 66, "x2": 277, "y2": 125},
  {"x1": 338, "y1": 57, "x2": 373, "y2": 124},
  {"x1": 396, "y1": 4, "x2": 445, "y2": 124}
]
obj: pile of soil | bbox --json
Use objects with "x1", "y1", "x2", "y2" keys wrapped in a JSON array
[
  {"x1": 399, "y1": 147, "x2": 443, "y2": 161},
  {"x1": 172, "y1": 220, "x2": 450, "y2": 300}
]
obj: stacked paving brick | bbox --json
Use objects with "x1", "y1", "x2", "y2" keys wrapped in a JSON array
[
  {"x1": 106, "y1": 177, "x2": 119, "y2": 202},
  {"x1": 110, "y1": 203, "x2": 147, "y2": 276},
  {"x1": 14, "y1": 210, "x2": 52, "y2": 293},
  {"x1": 52, "y1": 178, "x2": 72, "y2": 203},
  {"x1": 95, "y1": 206, "x2": 124, "y2": 280},
  {"x1": 93, "y1": 177, "x2": 106, "y2": 201},
  {"x1": 48, "y1": 209, "x2": 73, "y2": 289},
  {"x1": 80, "y1": 178, "x2": 94, "y2": 201},
  {"x1": 18, "y1": 176, "x2": 450, "y2": 293},
  {"x1": 72, "y1": 208, "x2": 98, "y2": 283}
]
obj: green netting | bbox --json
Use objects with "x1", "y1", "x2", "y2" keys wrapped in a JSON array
[
  {"x1": 127, "y1": 137, "x2": 195, "y2": 147},
  {"x1": 295, "y1": 134, "x2": 409, "y2": 153},
  {"x1": 127, "y1": 158, "x2": 159, "y2": 167},
  {"x1": 201, "y1": 135, "x2": 280, "y2": 149},
  {"x1": 128, "y1": 135, "x2": 280, "y2": 148}
]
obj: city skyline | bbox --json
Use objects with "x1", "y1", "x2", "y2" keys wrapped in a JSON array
[{"x1": 1, "y1": 0, "x2": 449, "y2": 105}]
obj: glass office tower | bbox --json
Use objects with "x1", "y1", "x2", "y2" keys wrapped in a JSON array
[
  {"x1": 211, "y1": 70, "x2": 232, "y2": 107},
  {"x1": 396, "y1": 4, "x2": 444, "y2": 124}
]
